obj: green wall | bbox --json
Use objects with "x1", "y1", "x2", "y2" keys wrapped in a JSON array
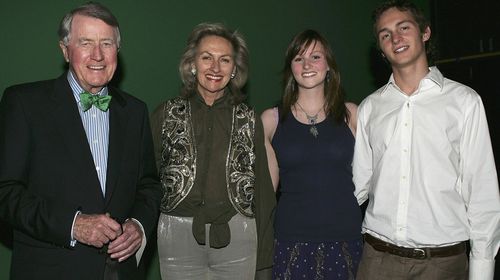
[{"x1": 0, "y1": 0, "x2": 428, "y2": 279}]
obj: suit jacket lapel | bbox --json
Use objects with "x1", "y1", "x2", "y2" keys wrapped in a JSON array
[
  {"x1": 104, "y1": 87, "x2": 128, "y2": 206},
  {"x1": 50, "y1": 75, "x2": 104, "y2": 204}
]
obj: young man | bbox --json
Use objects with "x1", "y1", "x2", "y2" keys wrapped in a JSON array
[
  {"x1": 353, "y1": 1, "x2": 499, "y2": 279},
  {"x1": 0, "y1": 3, "x2": 161, "y2": 279}
]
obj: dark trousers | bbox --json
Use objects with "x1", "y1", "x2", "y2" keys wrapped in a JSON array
[
  {"x1": 356, "y1": 242, "x2": 468, "y2": 280},
  {"x1": 103, "y1": 256, "x2": 120, "y2": 280}
]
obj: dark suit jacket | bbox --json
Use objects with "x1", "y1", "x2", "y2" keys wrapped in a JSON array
[{"x1": 0, "y1": 74, "x2": 161, "y2": 279}]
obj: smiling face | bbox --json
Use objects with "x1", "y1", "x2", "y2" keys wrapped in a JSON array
[
  {"x1": 193, "y1": 35, "x2": 235, "y2": 101},
  {"x1": 376, "y1": 7, "x2": 430, "y2": 69},
  {"x1": 291, "y1": 41, "x2": 329, "y2": 91},
  {"x1": 59, "y1": 14, "x2": 118, "y2": 94}
]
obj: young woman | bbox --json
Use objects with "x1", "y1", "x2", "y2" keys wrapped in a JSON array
[{"x1": 261, "y1": 30, "x2": 362, "y2": 280}]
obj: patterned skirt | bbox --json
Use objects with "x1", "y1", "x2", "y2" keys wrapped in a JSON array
[{"x1": 272, "y1": 238, "x2": 362, "y2": 280}]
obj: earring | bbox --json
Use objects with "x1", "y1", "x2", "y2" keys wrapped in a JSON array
[
  {"x1": 230, "y1": 72, "x2": 236, "y2": 79},
  {"x1": 191, "y1": 68, "x2": 197, "y2": 76},
  {"x1": 326, "y1": 70, "x2": 331, "y2": 83}
]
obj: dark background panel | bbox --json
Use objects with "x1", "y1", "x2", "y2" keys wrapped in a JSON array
[{"x1": 431, "y1": 0, "x2": 500, "y2": 170}]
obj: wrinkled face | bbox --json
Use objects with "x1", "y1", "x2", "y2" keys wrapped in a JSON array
[
  {"x1": 291, "y1": 41, "x2": 329, "y2": 91},
  {"x1": 59, "y1": 14, "x2": 118, "y2": 94},
  {"x1": 376, "y1": 7, "x2": 430, "y2": 69},
  {"x1": 193, "y1": 35, "x2": 235, "y2": 99}
]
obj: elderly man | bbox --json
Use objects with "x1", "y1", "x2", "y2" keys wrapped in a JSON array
[{"x1": 0, "y1": 2, "x2": 161, "y2": 279}]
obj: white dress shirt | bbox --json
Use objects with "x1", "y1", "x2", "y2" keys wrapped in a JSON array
[{"x1": 353, "y1": 67, "x2": 500, "y2": 280}]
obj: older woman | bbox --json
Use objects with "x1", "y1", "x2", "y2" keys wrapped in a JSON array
[
  {"x1": 151, "y1": 22, "x2": 275, "y2": 280},
  {"x1": 261, "y1": 30, "x2": 362, "y2": 279}
]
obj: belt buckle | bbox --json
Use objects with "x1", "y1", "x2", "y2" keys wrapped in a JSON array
[{"x1": 412, "y1": 248, "x2": 426, "y2": 259}]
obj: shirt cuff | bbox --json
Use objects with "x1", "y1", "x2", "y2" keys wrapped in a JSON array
[
  {"x1": 69, "y1": 210, "x2": 82, "y2": 247},
  {"x1": 469, "y1": 257, "x2": 495, "y2": 280},
  {"x1": 129, "y1": 218, "x2": 147, "y2": 266}
]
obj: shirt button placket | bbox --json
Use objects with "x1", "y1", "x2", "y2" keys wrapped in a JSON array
[{"x1": 396, "y1": 100, "x2": 412, "y2": 240}]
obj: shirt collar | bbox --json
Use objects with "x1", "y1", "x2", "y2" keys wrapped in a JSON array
[
  {"x1": 67, "y1": 70, "x2": 109, "y2": 103},
  {"x1": 426, "y1": 66, "x2": 445, "y2": 88},
  {"x1": 193, "y1": 90, "x2": 229, "y2": 107},
  {"x1": 380, "y1": 66, "x2": 444, "y2": 95}
]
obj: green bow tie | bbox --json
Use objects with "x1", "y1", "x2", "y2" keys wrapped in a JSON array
[{"x1": 80, "y1": 92, "x2": 112, "y2": 112}]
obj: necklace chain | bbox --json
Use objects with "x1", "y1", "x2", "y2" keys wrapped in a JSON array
[{"x1": 295, "y1": 102, "x2": 323, "y2": 137}]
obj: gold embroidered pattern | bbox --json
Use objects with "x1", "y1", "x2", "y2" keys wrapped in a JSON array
[
  {"x1": 226, "y1": 103, "x2": 256, "y2": 217},
  {"x1": 159, "y1": 98, "x2": 256, "y2": 217},
  {"x1": 159, "y1": 98, "x2": 196, "y2": 213},
  {"x1": 283, "y1": 244, "x2": 301, "y2": 280},
  {"x1": 314, "y1": 243, "x2": 325, "y2": 280},
  {"x1": 341, "y1": 241, "x2": 355, "y2": 280}
]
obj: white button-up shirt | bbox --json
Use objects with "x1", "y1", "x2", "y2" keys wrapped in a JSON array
[{"x1": 353, "y1": 67, "x2": 500, "y2": 280}]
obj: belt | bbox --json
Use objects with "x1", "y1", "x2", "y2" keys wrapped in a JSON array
[{"x1": 364, "y1": 234, "x2": 466, "y2": 260}]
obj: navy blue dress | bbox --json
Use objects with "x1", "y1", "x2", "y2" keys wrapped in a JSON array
[{"x1": 271, "y1": 111, "x2": 362, "y2": 280}]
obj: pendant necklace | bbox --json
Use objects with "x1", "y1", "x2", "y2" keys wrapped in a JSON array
[{"x1": 295, "y1": 102, "x2": 323, "y2": 138}]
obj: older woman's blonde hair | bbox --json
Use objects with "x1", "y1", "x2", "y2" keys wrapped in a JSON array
[{"x1": 179, "y1": 22, "x2": 249, "y2": 104}]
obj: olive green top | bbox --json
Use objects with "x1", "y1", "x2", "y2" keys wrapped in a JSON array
[{"x1": 151, "y1": 92, "x2": 276, "y2": 270}]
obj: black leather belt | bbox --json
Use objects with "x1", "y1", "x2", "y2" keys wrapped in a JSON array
[{"x1": 364, "y1": 234, "x2": 466, "y2": 260}]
